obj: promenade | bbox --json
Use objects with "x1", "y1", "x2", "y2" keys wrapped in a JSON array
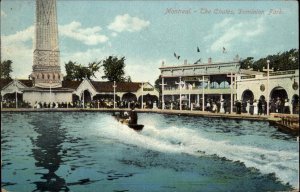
[
  {"x1": 1, "y1": 107, "x2": 268, "y2": 119},
  {"x1": 1, "y1": 108, "x2": 299, "y2": 135}
]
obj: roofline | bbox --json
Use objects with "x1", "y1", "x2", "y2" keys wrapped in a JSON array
[{"x1": 159, "y1": 61, "x2": 240, "y2": 70}]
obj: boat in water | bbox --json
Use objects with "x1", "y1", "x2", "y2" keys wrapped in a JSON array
[{"x1": 113, "y1": 113, "x2": 144, "y2": 131}]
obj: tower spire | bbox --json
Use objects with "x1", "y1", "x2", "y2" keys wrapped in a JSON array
[{"x1": 31, "y1": 0, "x2": 62, "y2": 88}]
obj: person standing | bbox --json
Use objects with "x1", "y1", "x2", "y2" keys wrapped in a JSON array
[
  {"x1": 220, "y1": 99, "x2": 225, "y2": 113},
  {"x1": 258, "y1": 99, "x2": 262, "y2": 115},
  {"x1": 253, "y1": 100, "x2": 258, "y2": 115},
  {"x1": 246, "y1": 100, "x2": 250, "y2": 114},
  {"x1": 236, "y1": 100, "x2": 242, "y2": 114},
  {"x1": 284, "y1": 99, "x2": 290, "y2": 114},
  {"x1": 129, "y1": 106, "x2": 138, "y2": 124}
]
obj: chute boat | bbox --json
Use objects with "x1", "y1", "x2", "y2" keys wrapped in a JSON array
[{"x1": 113, "y1": 112, "x2": 144, "y2": 131}]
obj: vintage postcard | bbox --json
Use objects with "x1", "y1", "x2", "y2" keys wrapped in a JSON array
[{"x1": 1, "y1": 0, "x2": 299, "y2": 191}]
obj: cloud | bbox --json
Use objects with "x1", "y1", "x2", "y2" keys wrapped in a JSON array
[
  {"x1": 205, "y1": 17, "x2": 266, "y2": 53},
  {"x1": 125, "y1": 58, "x2": 162, "y2": 85},
  {"x1": 108, "y1": 14, "x2": 150, "y2": 33},
  {"x1": 1, "y1": 26, "x2": 34, "y2": 78},
  {"x1": 59, "y1": 21, "x2": 109, "y2": 45},
  {"x1": 111, "y1": 32, "x2": 118, "y2": 37},
  {"x1": 1, "y1": 10, "x2": 7, "y2": 17},
  {"x1": 0, "y1": 22, "x2": 109, "y2": 78},
  {"x1": 2, "y1": 25, "x2": 34, "y2": 43}
]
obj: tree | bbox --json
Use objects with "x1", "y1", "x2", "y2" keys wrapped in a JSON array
[
  {"x1": 64, "y1": 61, "x2": 77, "y2": 81},
  {"x1": 154, "y1": 75, "x2": 162, "y2": 94},
  {"x1": 250, "y1": 49, "x2": 299, "y2": 72},
  {"x1": 102, "y1": 56, "x2": 131, "y2": 82},
  {"x1": 240, "y1": 57, "x2": 254, "y2": 69},
  {"x1": 64, "y1": 60, "x2": 101, "y2": 81},
  {"x1": 0, "y1": 60, "x2": 13, "y2": 79},
  {"x1": 124, "y1": 76, "x2": 132, "y2": 82}
]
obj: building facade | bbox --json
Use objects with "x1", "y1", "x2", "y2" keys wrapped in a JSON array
[
  {"x1": 0, "y1": 78, "x2": 159, "y2": 109},
  {"x1": 236, "y1": 69, "x2": 299, "y2": 114},
  {"x1": 159, "y1": 58, "x2": 240, "y2": 111},
  {"x1": 159, "y1": 58, "x2": 299, "y2": 114}
]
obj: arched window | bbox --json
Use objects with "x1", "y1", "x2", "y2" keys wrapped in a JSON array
[
  {"x1": 210, "y1": 81, "x2": 219, "y2": 89},
  {"x1": 220, "y1": 81, "x2": 230, "y2": 88}
]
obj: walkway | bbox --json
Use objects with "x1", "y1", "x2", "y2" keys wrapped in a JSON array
[{"x1": 1, "y1": 108, "x2": 298, "y2": 135}]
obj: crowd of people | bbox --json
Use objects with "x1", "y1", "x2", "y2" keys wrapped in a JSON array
[
  {"x1": 0, "y1": 98, "x2": 156, "y2": 110},
  {"x1": 164, "y1": 97, "x2": 298, "y2": 115},
  {"x1": 1, "y1": 97, "x2": 298, "y2": 115},
  {"x1": 1, "y1": 100, "x2": 31, "y2": 108}
]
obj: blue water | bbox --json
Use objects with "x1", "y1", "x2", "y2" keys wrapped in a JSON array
[{"x1": 1, "y1": 112, "x2": 299, "y2": 191}]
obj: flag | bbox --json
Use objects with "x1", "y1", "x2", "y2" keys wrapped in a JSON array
[
  {"x1": 174, "y1": 52, "x2": 180, "y2": 60},
  {"x1": 197, "y1": 47, "x2": 200, "y2": 52},
  {"x1": 222, "y1": 47, "x2": 226, "y2": 53},
  {"x1": 194, "y1": 58, "x2": 201, "y2": 64}
]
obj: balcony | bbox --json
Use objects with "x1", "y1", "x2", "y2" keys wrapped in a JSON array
[{"x1": 163, "y1": 86, "x2": 235, "y2": 95}]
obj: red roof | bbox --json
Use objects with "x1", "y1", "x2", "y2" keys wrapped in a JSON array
[
  {"x1": 91, "y1": 81, "x2": 141, "y2": 92},
  {"x1": 62, "y1": 80, "x2": 82, "y2": 89},
  {"x1": 0, "y1": 79, "x2": 13, "y2": 89},
  {"x1": 0, "y1": 79, "x2": 33, "y2": 89},
  {"x1": 19, "y1": 80, "x2": 33, "y2": 87},
  {"x1": 1, "y1": 78, "x2": 142, "y2": 93}
]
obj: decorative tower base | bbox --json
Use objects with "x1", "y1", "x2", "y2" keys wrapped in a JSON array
[{"x1": 30, "y1": 0, "x2": 62, "y2": 88}]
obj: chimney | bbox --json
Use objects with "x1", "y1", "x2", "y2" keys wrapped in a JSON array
[
  {"x1": 208, "y1": 57, "x2": 212, "y2": 64},
  {"x1": 161, "y1": 61, "x2": 165, "y2": 66},
  {"x1": 184, "y1": 59, "x2": 188, "y2": 65}
]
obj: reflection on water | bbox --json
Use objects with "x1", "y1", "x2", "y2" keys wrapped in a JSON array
[
  {"x1": 30, "y1": 113, "x2": 69, "y2": 192},
  {"x1": 1, "y1": 112, "x2": 298, "y2": 192}
]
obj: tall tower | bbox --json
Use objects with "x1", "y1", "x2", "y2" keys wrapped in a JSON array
[{"x1": 31, "y1": 0, "x2": 62, "y2": 88}]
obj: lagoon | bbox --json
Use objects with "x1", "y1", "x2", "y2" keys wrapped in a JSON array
[{"x1": 1, "y1": 112, "x2": 298, "y2": 191}]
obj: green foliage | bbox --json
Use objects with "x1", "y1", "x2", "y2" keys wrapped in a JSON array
[
  {"x1": 64, "y1": 60, "x2": 101, "y2": 81},
  {"x1": 125, "y1": 76, "x2": 132, "y2": 82},
  {"x1": 240, "y1": 49, "x2": 299, "y2": 71},
  {"x1": 154, "y1": 75, "x2": 162, "y2": 93},
  {"x1": 0, "y1": 60, "x2": 13, "y2": 79},
  {"x1": 102, "y1": 56, "x2": 130, "y2": 82},
  {"x1": 240, "y1": 57, "x2": 254, "y2": 69}
]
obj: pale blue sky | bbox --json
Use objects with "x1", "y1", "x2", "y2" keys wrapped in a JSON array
[{"x1": 1, "y1": 0, "x2": 299, "y2": 84}]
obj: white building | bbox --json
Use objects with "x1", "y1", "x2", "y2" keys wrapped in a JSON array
[{"x1": 236, "y1": 69, "x2": 299, "y2": 114}]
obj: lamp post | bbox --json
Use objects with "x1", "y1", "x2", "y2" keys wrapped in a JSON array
[
  {"x1": 49, "y1": 80, "x2": 52, "y2": 108},
  {"x1": 113, "y1": 81, "x2": 117, "y2": 109},
  {"x1": 160, "y1": 77, "x2": 167, "y2": 110},
  {"x1": 175, "y1": 77, "x2": 183, "y2": 110},
  {"x1": 14, "y1": 78, "x2": 18, "y2": 109},
  {"x1": 198, "y1": 76, "x2": 208, "y2": 112},
  {"x1": 141, "y1": 82, "x2": 144, "y2": 109},
  {"x1": 82, "y1": 91, "x2": 85, "y2": 108},
  {"x1": 267, "y1": 60, "x2": 270, "y2": 116},
  {"x1": 227, "y1": 72, "x2": 235, "y2": 114}
]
